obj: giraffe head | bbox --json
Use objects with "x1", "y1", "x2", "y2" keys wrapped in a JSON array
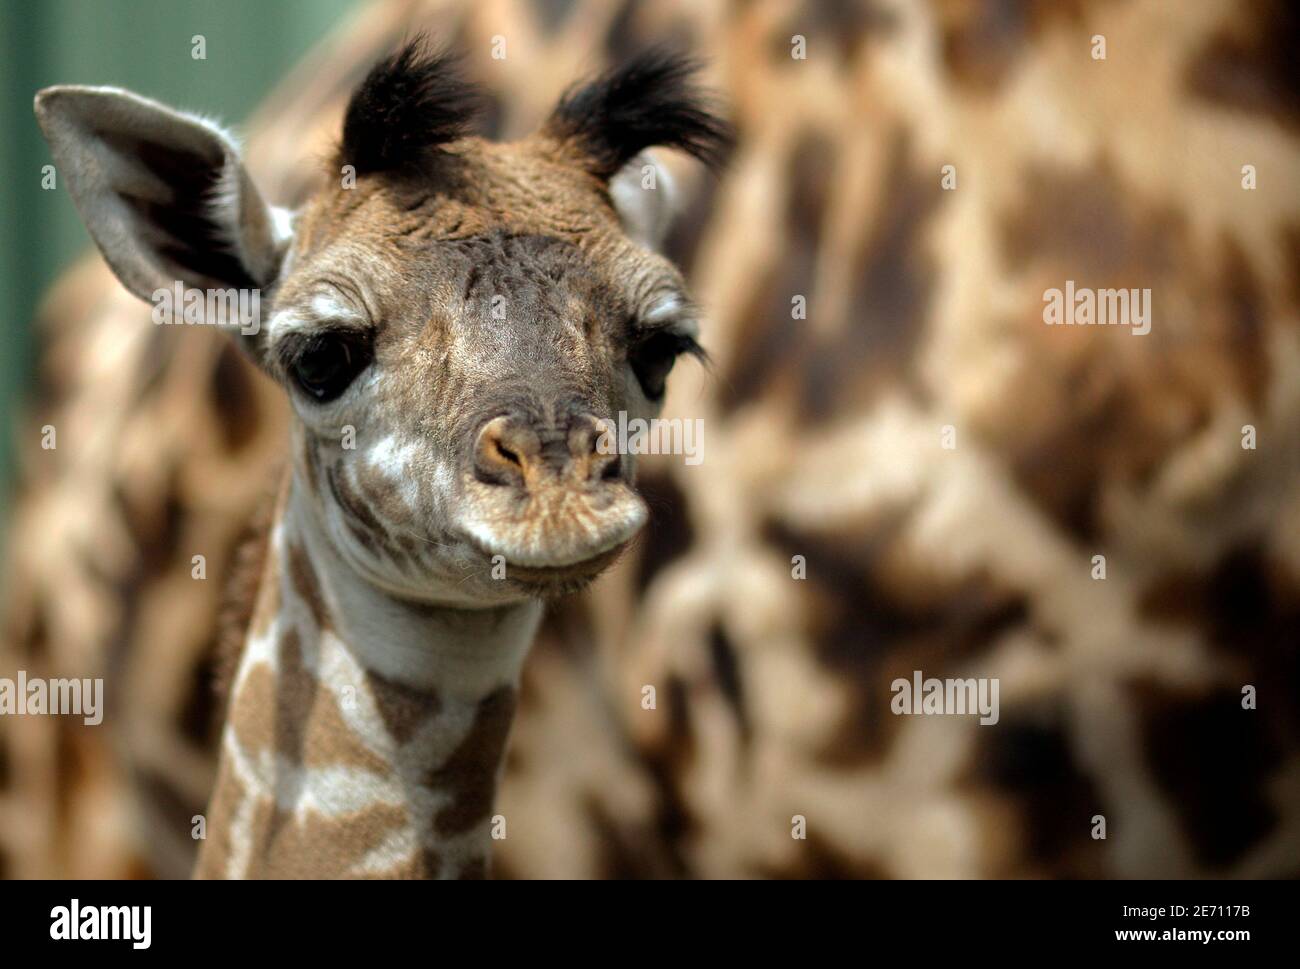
[{"x1": 35, "y1": 40, "x2": 729, "y2": 606}]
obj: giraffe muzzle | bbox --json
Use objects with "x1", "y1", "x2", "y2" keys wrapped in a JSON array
[{"x1": 455, "y1": 412, "x2": 649, "y2": 579}]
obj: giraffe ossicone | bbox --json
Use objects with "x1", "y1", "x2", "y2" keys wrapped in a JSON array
[{"x1": 33, "y1": 37, "x2": 730, "y2": 879}]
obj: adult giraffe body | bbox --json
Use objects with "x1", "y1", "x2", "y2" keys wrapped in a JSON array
[{"x1": 6, "y1": 0, "x2": 1299, "y2": 882}]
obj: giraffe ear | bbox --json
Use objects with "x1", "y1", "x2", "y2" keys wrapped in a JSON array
[
  {"x1": 609, "y1": 151, "x2": 678, "y2": 250},
  {"x1": 34, "y1": 85, "x2": 290, "y2": 308}
]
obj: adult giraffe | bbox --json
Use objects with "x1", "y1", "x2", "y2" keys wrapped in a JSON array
[{"x1": 4, "y1": 0, "x2": 1299, "y2": 881}]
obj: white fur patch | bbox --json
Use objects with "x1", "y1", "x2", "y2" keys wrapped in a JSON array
[
  {"x1": 365, "y1": 434, "x2": 418, "y2": 478},
  {"x1": 310, "y1": 291, "x2": 362, "y2": 323}
]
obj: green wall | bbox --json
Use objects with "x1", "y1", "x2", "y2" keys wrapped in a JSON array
[{"x1": 0, "y1": 0, "x2": 356, "y2": 515}]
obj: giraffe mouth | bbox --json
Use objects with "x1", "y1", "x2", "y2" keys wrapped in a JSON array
[
  {"x1": 451, "y1": 503, "x2": 642, "y2": 594},
  {"x1": 453, "y1": 482, "x2": 648, "y2": 591},
  {"x1": 454, "y1": 534, "x2": 632, "y2": 595},
  {"x1": 499, "y1": 542, "x2": 629, "y2": 591}
]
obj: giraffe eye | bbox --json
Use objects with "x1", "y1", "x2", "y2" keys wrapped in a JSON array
[
  {"x1": 629, "y1": 331, "x2": 701, "y2": 401},
  {"x1": 290, "y1": 332, "x2": 372, "y2": 402}
]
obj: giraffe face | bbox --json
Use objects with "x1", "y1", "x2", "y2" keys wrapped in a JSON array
[
  {"x1": 267, "y1": 140, "x2": 702, "y2": 603},
  {"x1": 34, "y1": 41, "x2": 728, "y2": 606}
]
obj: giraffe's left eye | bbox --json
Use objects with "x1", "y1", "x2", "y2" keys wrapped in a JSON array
[
  {"x1": 290, "y1": 332, "x2": 372, "y2": 402},
  {"x1": 629, "y1": 331, "x2": 703, "y2": 401}
]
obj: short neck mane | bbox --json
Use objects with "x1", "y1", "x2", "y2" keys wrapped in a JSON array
[{"x1": 195, "y1": 471, "x2": 542, "y2": 879}]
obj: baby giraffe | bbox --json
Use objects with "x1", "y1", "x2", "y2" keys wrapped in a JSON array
[{"x1": 34, "y1": 40, "x2": 728, "y2": 878}]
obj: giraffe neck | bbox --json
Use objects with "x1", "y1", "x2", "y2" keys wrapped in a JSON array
[{"x1": 194, "y1": 473, "x2": 542, "y2": 879}]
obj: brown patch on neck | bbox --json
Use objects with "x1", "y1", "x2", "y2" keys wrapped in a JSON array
[
  {"x1": 365, "y1": 669, "x2": 442, "y2": 744},
  {"x1": 246, "y1": 800, "x2": 410, "y2": 879},
  {"x1": 192, "y1": 756, "x2": 247, "y2": 879},
  {"x1": 273, "y1": 626, "x2": 319, "y2": 762},
  {"x1": 429, "y1": 686, "x2": 518, "y2": 836},
  {"x1": 214, "y1": 475, "x2": 285, "y2": 708},
  {"x1": 357, "y1": 847, "x2": 468, "y2": 880},
  {"x1": 274, "y1": 626, "x2": 394, "y2": 773},
  {"x1": 228, "y1": 631, "x2": 391, "y2": 772},
  {"x1": 286, "y1": 539, "x2": 332, "y2": 630},
  {"x1": 231, "y1": 663, "x2": 276, "y2": 755}
]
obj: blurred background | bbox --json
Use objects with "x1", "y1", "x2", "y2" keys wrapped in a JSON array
[{"x1": 1, "y1": 0, "x2": 1298, "y2": 878}]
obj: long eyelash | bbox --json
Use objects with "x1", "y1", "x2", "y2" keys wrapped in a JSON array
[
  {"x1": 630, "y1": 299, "x2": 710, "y2": 366},
  {"x1": 675, "y1": 333, "x2": 711, "y2": 368},
  {"x1": 274, "y1": 333, "x2": 313, "y2": 375},
  {"x1": 274, "y1": 326, "x2": 370, "y2": 375}
]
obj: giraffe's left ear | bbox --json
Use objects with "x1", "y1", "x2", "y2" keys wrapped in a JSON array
[
  {"x1": 609, "y1": 151, "x2": 678, "y2": 250},
  {"x1": 34, "y1": 85, "x2": 290, "y2": 334}
]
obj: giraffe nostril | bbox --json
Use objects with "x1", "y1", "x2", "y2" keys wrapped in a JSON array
[
  {"x1": 476, "y1": 413, "x2": 626, "y2": 488},
  {"x1": 495, "y1": 440, "x2": 522, "y2": 467},
  {"x1": 473, "y1": 415, "x2": 538, "y2": 487}
]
